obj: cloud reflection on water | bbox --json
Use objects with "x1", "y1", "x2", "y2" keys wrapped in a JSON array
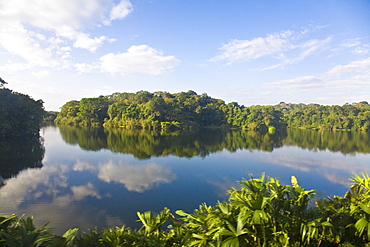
[
  {"x1": 0, "y1": 165, "x2": 121, "y2": 234},
  {"x1": 0, "y1": 159, "x2": 176, "y2": 234},
  {"x1": 256, "y1": 146, "x2": 369, "y2": 188},
  {"x1": 73, "y1": 159, "x2": 176, "y2": 192},
  {"x1": 97, "y1": 161, "x2": 176, "y2": 192}
]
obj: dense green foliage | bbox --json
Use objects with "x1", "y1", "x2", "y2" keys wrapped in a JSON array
[
  {"x1": 276, "y1": 102, "x2": 370, "y2": 131},
  {"x1": 1, "y1": 174, "x2": 370, "y2": 246},
  {"x1": 55, "y1": 91, "x2": 370, "y2": 131},
  {"x1": 55, "y1": 91, "x2": 229, "y2": 130},
  {"x1": 43, "y1": 111, "x2": 59, "y2": 123},
  {"x1": 0, "y1": 88, "x2": 44, "y2": 137}
]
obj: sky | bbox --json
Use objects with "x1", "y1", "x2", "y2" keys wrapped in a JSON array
[{"x1": 0, "y1": 0, "x2": 370, "y2": 111}]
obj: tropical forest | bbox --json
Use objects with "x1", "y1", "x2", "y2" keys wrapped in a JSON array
[{"x1": 54, "y1": 90, "x2": 370, "y2": 132}]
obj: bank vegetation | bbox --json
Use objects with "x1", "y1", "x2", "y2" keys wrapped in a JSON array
[{"x1": 54, "y1": 90, "x2": 370, "y2": 132}]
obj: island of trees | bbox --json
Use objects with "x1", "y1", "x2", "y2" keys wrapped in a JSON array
[{"x1": 55, "y1": 90, "x2": 370, "y2": 131}]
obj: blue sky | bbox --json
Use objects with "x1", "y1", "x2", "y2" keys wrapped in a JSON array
[{"x1": 0, "y1": 0, "x2": 369, "y2": 111}]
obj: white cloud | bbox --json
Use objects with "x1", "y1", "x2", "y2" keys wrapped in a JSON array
[
  {"x1": 210, "y1": 30, "x2": 296, "y2": 65},
  {"x1": 210, "y1": 27, "x2": 331, "y2": 69},
  {"x1": 267, "y1": 76, "x2": 323, "y2": 90},
  {"x1": 0, "y1": 62, "x2": 33, "y2": 73},
  {"x1": 109, "y1": 0, "x2": 133, "y2": 21},
  {"x1": 353, "y1": 44, "x2": 370, "y2": 55},
  {"x1": 0, "y1": 20, "x2": 59, "y2": 67},
  {"x1": 265, "y1": 56, "x2": 370, "y2": 94},
  {"x1": 298, "y1": 37, "x2": 332, "y2": 59},
  {"x1": 339, "y1": 38, "x2": 370, "y2": 55},
  {"x1": 73, "y1": 33, "x2": 110, "y2": 52},
  {"x1": 76, "y1": 45, "x2": 181, "y2": 75},
  {"x1": 31, "y1": 70, "x2": 50, "y2": 78},
  {"x1": 327, "y1": 57, "x2": 370, "y2": 76},
  {"x1": 74, "y1": 63, "x2": 99, "y2": 73},
  {"x1": 0, "y1": 0, "x2": 133, "y2": 70}
]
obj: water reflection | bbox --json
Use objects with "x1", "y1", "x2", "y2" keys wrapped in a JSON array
[
  {"x1": 284, "y1": 129, "x2": 370, "y2": 154},
  {"x1": 0, "y1": 157, "x2": 175, "y2": 233},
  {"x1": 57, "y1": 125, "x2": 370, "y2": 158},
  {"x1": 258, "y1": 146, "x2": 367, "y2": 188},
  {"x1": 0, "y1": 165, "x2": 121, "y2": 233},
  {"x1": 0, "y1": 126, "x2": 369, "y2": 234},
  {"x1": 74, "y1": 160, "x2": 176, "y2": 192},
  {"x1": 0, "y1": 135, "x2": 44, "y2": 182}
]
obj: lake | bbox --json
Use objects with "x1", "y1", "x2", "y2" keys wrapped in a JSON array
[{"x1": 1, "y1": 125, "x2": 370, "y2": 235}]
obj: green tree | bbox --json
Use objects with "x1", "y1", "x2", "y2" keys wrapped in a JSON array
[
  {"x1": 0, "y1": 88, "x2": 44, "y2": 137},
  {"x1": 0, "y1": 77, "x2": 7, "y2": 87}
]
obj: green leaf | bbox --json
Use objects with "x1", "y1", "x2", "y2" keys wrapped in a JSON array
[
  {"x1": 175, "y1": 210, "x2": 189, "y2": 217},
  {"x1": 221, "y1": 236, "x2": 240, "y2": 247},
  {"x1": 355, "y1": 218, "x2": 369, "y2": 237},
  {"x1": 291, "y1": 176, "x2": 299, "y2": 187},
  {"x1": 360, "y1": 203, "x2": 370, "y2": 215}
]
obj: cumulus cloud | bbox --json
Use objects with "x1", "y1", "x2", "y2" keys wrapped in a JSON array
[
  {"x1": 0, "y1": 0, "x2": 133, "y2": 69},
  {"x1": 109, "y1": 0, "x2": 133, "y2": 22},
  {"x1": 76, "y1": 45, "x2": 180, "y2": 75},
  {"x1": 73, "y1": 34, "x2": 115, "y2": 52},
  {"x1": 210, "y1": 27, "x2": 331, "y2": 69},
  {"x1": 0, "y1": 21, "x2": 59, "y2": 67}
]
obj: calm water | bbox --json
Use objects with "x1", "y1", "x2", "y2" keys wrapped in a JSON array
[{"x1": 1, "y1": 125, "x2": 370, "y2": 234}]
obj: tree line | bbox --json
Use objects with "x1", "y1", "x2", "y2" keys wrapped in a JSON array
[
  {"x1": 0, "y1": 78, "x2": 44, "y2": 137},
  {"x1": 55, "y1": 90, "x2": 370, "y2": 131}
]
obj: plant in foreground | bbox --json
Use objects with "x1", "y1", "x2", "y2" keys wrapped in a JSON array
[{"x1": 1, "y1": 173, "x2": 370, "y2": 246}]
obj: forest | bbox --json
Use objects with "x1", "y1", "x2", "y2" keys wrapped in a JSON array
[
  {"x1": 0, "y1": 78, "x2": 44, "y2": 137},
  {"x1": 55, "y1": 90, "x2": 370, "y2": 131}
]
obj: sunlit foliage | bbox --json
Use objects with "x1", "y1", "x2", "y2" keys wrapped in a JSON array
[{"x1": 55, "y1": 91, "x2": 370, "y2": 132}]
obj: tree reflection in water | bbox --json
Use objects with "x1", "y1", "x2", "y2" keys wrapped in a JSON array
[
  {"x1": 57, "y1": 125, "x2": 370, "y2": 158},
  {"x1": 0, "y1": 135, "x2": 44, "y2": 183}
]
